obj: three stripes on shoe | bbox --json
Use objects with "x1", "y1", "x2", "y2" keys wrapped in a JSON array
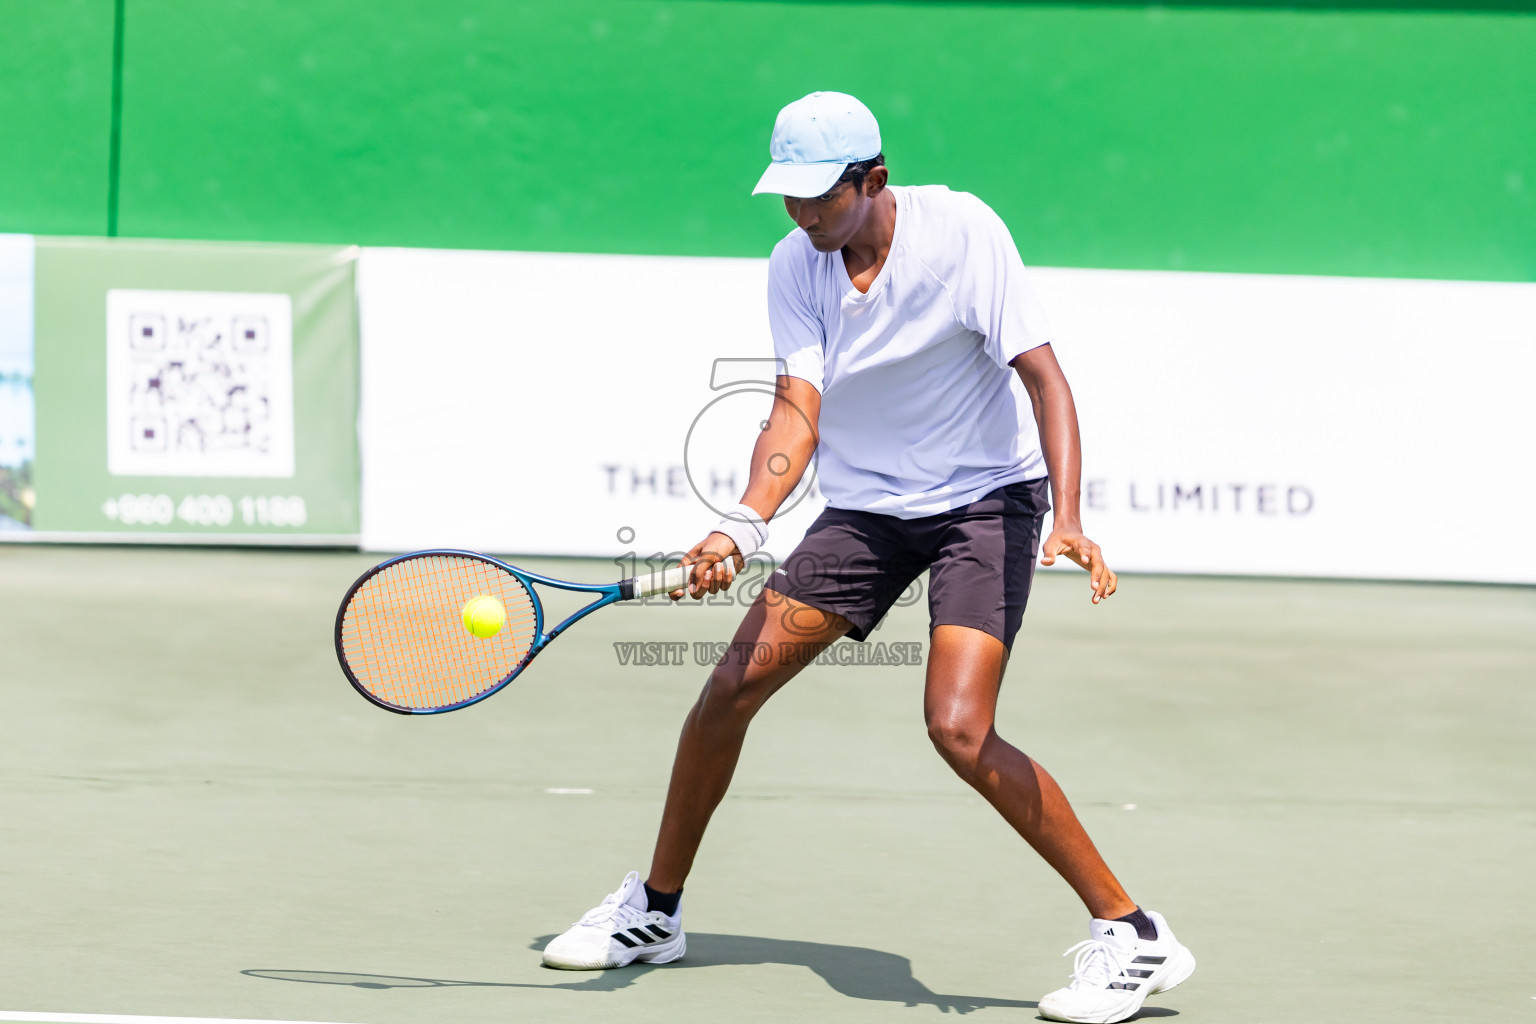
[
  {"x1": 611, "y1": 923, "x2": 674, "y2": 948},
  {"x1": 1106, "y1": 955, "x2": 1166, "y2": 991}
]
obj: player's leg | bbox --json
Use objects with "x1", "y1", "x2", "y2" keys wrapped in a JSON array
[
  {"x1": 923, "y1": 623, "x2": 1135, "y2": 919},
  {"x1": 646, "y1": 588, "x2": 850, "y2": 891},
  {"x1": 542, "y1": 590, "x2": 845, "y2": 971},
  {"x1": 646, "y1": 506, "x2": 925, "y2": 891},
  {"x1": 921, "y1": 479, "x2": 1132, "y2": 914},
  {"x1": 543, "y1": 507, "x2": 922, "y2": 971},
  {"x1": 923, "y1": 480, "x2": 1195, "y2": 1022},
  {"x1": 925, "y1": 640, "x2": 1195, "y2": 1024}
]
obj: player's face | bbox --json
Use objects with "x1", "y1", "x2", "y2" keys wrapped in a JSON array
[{"x1": 783, "y1": 178, "x2": 874, "y2": 252}]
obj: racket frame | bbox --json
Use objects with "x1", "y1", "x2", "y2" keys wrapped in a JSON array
[{"x1": 335, "y1": 548, "x2": 670, "y2": 716}]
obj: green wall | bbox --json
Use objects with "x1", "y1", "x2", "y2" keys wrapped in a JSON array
[
  {"x1": 0, "y1": 0, "x2": 116, "y2": 235},
  {"x1": 2, "y1": 1, "x2": 1533, "y2": 280}
]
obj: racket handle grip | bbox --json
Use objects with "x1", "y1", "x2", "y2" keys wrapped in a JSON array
[{"x1": 624, "y1": 563, "x2": 696, "y2": 600}]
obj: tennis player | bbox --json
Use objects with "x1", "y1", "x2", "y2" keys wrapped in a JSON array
[{"x1": 543, "y1": 91, "x2": 1195, "y2": 1023}]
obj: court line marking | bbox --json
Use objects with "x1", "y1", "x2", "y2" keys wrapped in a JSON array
[{"x1": 0, "y1": 1014, "x2": 368, "y2": 1024}]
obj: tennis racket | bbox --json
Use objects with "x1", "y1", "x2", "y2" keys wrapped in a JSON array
[{"x1": 335, "y1": 550, "x2": 694, "y2": 715}]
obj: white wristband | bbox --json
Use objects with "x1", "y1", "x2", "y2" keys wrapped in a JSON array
[{"x1": 714, "y1": 502, "x2": 769, "y2": 557}]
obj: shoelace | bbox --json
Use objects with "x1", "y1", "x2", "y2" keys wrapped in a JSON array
[
  {"x1": 1062, "y1": 939, "x2": 1130, "y2": 990},
  {"x1": 577, "y1": 888, "x2": 646, "y2": 928}
]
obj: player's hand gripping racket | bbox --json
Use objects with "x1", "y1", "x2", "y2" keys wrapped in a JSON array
[{"x1": 335, "y1": 550, "x2": 693, "y2": 715}]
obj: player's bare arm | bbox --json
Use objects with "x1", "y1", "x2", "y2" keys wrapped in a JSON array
[
  {"x1": 1011, "y1": 343, "x2": 1118, "y2": 604},
  {"x1": 676, "y1": 374, "x2": 821, "y2": 599}
]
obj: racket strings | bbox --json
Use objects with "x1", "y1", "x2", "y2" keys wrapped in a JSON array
[{"x1": 340, "y1": 554, "x2": 539, "y2": 711}]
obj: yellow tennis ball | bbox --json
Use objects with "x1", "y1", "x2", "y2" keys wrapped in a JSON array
[{"x1": 461, "y1": 595, "x2": 506, "y2": 639}]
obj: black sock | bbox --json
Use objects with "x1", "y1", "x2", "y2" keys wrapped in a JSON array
[
  {"x1": 1115, "y1": 906, "x2": 1157, "y2": 942},
  {"x1": 643, "y1": 882, "x2": 682, "y2": 917}
]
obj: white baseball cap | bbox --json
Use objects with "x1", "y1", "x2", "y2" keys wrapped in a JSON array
[{"x1": 752, "y1": 91, "x2": 882, "y2": 198}]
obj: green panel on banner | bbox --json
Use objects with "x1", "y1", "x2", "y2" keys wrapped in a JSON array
[
  {"x1": 110, "y1": 1, "x2": 1536, "y2": 280},
  {"x1": 0, "y1": 0, "x2": 115, "y2": 235},
  {"x1": 31, "y1": 238, "x2": 359, "y2": 540}
]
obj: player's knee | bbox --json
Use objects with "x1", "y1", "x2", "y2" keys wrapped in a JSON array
[
  {"x1": 699, "y1": 663, "x2": 773, "y2": 723},
  {"x1": 926, "y1": 716, "x2": 988, "y2": 778}
]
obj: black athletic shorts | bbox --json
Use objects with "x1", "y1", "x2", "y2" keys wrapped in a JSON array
[{"x1": 763, "y1": 478, "x2": 1050, "y2": 649}]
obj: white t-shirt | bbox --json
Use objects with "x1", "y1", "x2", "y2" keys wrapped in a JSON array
[{"x1": 767, "y1": 184, "x2": 1055, "y2": 519}]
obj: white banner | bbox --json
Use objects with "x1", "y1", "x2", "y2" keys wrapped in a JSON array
[{"x1": 358, "y1": 248, "x2": 1536, "y2": 584}]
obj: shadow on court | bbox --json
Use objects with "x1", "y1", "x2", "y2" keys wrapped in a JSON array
[{"x1": 243, "y1": 933, "x2": 1179, "y2": 1018}]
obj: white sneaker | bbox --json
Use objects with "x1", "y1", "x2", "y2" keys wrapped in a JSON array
[
  {"x1": 1037, "y1": 910, "x2": 1195, "y2": 1023},
  {"x1": 541, "y1": 871, "x2": 686, "y2": 970}
]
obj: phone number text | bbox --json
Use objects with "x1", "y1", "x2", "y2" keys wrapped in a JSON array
[{"x1": 100, "y1": 494, "x2": 309, "y2": 528}]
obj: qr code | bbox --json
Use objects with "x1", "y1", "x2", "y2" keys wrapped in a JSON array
[{"x1": 106, "y1": 290, "x2": 294, "y2": 477}]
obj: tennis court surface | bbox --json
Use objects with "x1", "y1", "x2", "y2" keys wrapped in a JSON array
[{"x1": 1, "y1": 545, "x2": 1531, "y2": 1023}]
